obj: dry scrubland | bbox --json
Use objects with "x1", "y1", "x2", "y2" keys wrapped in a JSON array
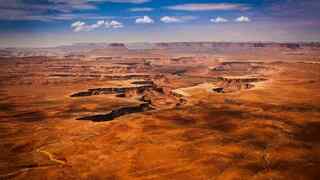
[{"x1": 0, "y1": 43, "x2": 320, "y2": 179}]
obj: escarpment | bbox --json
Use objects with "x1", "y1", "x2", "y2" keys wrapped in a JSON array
[
  {"x1": 72, "y1": 79, "x2": 186, "y2": 121},
  {"x1": 77, "y1": 103, "x2": 151, "y2": 121},
  {"x1": 213, "y1": 77, "x2": 267, "y2": 93}
]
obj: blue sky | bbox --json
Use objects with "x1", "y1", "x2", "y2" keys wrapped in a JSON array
[{"x1": 0, "y1": 0, "x2": 320, "y2": 47}]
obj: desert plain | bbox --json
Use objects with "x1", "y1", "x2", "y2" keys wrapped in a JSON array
[{"x1": 0, "y1": 42, "x2": 320, "y2": 179}]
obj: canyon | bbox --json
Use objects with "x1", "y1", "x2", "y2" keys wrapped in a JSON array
[{"x1": 0, "y1": 42, "x2": 319, "y2": 180}]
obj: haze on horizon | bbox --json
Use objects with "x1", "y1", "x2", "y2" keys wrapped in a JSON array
[{"x1": 0, "y1": 0, "x2": 320, "y2": 48}]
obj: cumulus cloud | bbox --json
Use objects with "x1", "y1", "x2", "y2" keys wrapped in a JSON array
[
  {"x1": 135, "y1": 16, "x2": 154, "y2": 24},
  {"x1": 90, "y1": 20, "x2": 105, "y2": 28},
  {"x1": 160, "y1": 16, "x2": 196, "y2": 23},
  {"x1": 210, "y1": 17, "x2": 228, "y2": 23},
  {"x1": 160, "y1": 16, "x2": 182, "y2": 23},
  {"x1": 129, "y1": 7, "x2": 154, "y2": 12},
  {"x1": 71, "y1": 21, "x2": 85, "y2": 27},
  {"x1": 167, "y1": 3, "x2": 250, "y2": 11},
  {"x1": 71, "y1": 21, "x2": 88, "y2": 32},
  {"x1": 108, "y1": 20, "x2": 124, "y2": 28},
  {"x1": 71, "y1": 20, "x2": 123, "y2": 32},
  {"x1": 235, "y1": 16, "x2": 251, "y2": 22}
]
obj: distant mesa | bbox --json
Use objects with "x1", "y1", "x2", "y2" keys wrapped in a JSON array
[
  {"x1": 1, "y1": 42, "x2": 320, "y2": 57},
  {"x1": 109, "y1": 43, "x2": 126, "y2": 48}
]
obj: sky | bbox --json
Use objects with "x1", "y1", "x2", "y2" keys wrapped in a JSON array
[{"x1": 0, "y1": 0, "x2": 320, "y2": 47}]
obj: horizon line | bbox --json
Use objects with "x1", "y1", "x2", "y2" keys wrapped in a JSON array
[{"x1": 2, "y1": 40, "x2": 320, "y2": 49}]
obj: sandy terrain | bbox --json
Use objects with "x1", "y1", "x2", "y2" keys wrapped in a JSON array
[{"x1": 0, "y1": 43, "x2": 319, "y2": 180}]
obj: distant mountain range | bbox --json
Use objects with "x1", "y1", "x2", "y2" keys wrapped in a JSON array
[{"x1": 1, "y1": 42, "x2": 320, "y2": 57}]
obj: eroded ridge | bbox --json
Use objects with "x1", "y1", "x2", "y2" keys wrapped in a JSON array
[
  {"x1": 77, "y1": 103, "x2": 151, "y2": 121},
  {"x1": 212, "y1": 77, "x2": 267, "y2": 93},
  {"x1": 210, "y1": 62, "x2": 271, "y2": 76},
  {"x1": 73, "y1": 79, "x2": 185, "y2": 121},
  {"x1": 70, "y1": 85, "x2": 154, "y2": 97}
]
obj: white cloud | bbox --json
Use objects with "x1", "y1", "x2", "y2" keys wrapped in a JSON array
[
  {"x1": 235, "y1": 16, "x2": 251, "y2": 22},
  {"x1": 97, "y1": 20, "x2": 106, "y2": 25},
  {"x1": 71, "y1": 21, "x2": 85, "y2": 27},
  {"x1": 71, "y1": 20, "x2": 123, "y2": 32},
  {"x1": 108, "y1": 20, "x2": 124, "y2": 28},
  {"x1": 90, "y1": 20, "x2": 106, "y2": 29},
  {"x1": 160, "y1": 16, "x2": 196, "y2": 23},
  {"x1": 129, "y1": 7, "x2": 154, "y2": 12},
  {"x1": 210, "y1": 17, "x2": 228, "y2": 23},
  {"x1": 160, "y1": 16, "x2": 182, "y2": 23},
  {"x1": 167, "y1": 3, "x2": 250, "y2": 11},
  {"x1": 71, "y1": 21, "x2": 88, "y2": 32},
  {"x1": 135, "y1": 16, "x2": 154, "y2": 24}
]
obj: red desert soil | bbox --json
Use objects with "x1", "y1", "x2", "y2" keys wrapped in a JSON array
[{"x1": 0, "y1": 47, "x2": 319, "y2": 179}]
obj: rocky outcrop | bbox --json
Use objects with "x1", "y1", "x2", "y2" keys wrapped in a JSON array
[
  {"x1": 216, "y1": 77, "x2": 267, "y2": 83},
  {"x1": 213, "y1": 77, "x2": 267, "y2": 93},
  {"x1": 77, "y1": 103, "x2": 151, "y2": 121},
  {"x1": 72, "y1": 79, "x2": 186, "y2": 121},
  {"x1": 103, "y1": 74, "x2": 152, "y2": 80},
  {"x1": 109, "y1": 43, "x2": 126, "y2": 48},
  {"x1": 70, "y1": 85, "x2": 154, "y2": 97},
  {"x1": 212, "y1": 62, "x2": 265, "y2": 72},
  {"x1": 131, "y1": 80, "x2": 154, "y2": 85}
]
